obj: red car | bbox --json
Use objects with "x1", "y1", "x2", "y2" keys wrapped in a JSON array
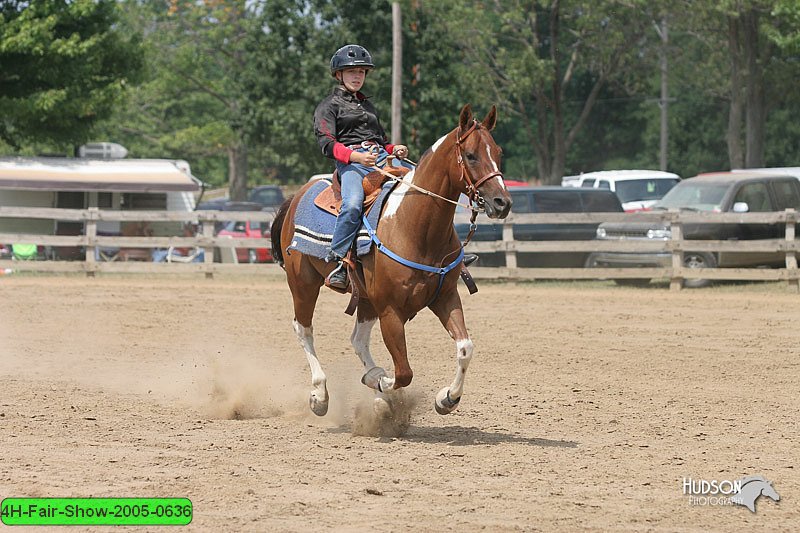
[{"x1": 216, "y1": 220, "x2": 272, "y2": 263}]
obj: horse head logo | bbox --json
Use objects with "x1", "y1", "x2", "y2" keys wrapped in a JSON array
[{"x1": 730, "y1": 476, "x2": 780, "y2": 513}]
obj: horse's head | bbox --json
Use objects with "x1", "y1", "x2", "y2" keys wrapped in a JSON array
[
  {"x1": 454, "y1": 104, "x2": 512, "y2": 219},
  {"x1": 761, "y1": 481, "x2": 780, "y2": 502}
]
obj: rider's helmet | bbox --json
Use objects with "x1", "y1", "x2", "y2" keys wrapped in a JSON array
[{"x1": 330, "y1": 45, "x2": 374, "y2": 77}]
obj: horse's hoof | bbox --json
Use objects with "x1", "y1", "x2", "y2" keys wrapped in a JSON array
[
  {"x1": 362, "y1": 367, "x2": 387, "y2": 391},
  {"x1": 373, "y1": 396, "x2": 393, "y2": 418},
  {"x1": 309, "y1": 392, "x2": 329, "y2": 416},
  {"x1": 434, "y1": 387, "x2": 461, "y2": 415}
]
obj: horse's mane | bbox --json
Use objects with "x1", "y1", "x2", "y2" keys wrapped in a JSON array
[{"x1": 418, "y1": 129, "x2": 455, "y2": 165}]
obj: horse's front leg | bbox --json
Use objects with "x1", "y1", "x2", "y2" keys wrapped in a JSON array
[
  {"x1": 378, "y1": 307, "x2": 413, "y2": 390},
  {"x1": 429, "y1": 288, "x2": 473, "y2": 415}
]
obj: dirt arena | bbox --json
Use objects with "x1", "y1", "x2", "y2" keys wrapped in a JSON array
[{"x1": 1, "y1": 273, "x2": 798, "y2": 531}]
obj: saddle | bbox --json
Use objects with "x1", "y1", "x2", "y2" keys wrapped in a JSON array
[{"x1": 313, "y1": 164, "x2": 411, "y2": 216}]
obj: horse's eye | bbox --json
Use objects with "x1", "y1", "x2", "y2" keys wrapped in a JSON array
[{"x1": 465, "y1": 152, "x2": 478, "y2": 163}]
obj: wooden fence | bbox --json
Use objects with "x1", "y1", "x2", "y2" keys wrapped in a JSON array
[
  {"x1": 1, "y1": 206, "x2": 797, "y2": 291},
  {"x1": 0, "y1": 206, "x2": 278, "y2": 277},
  {"x1": 456, "y1": 208, "x2": 799, "y2": 291}
]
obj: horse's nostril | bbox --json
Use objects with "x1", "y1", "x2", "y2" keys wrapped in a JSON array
[{"x1": 493, "y1": 197, "x2": 508, "y2": 209}]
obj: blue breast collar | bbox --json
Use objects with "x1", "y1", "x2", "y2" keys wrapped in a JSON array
[{"x1": 361, "y1": 215, "x2": 464, "y2": 307}]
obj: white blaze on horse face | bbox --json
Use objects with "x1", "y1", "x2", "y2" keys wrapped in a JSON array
[
  {"x1": 381, "y1": 170, "x2": 415, "y2": 220},
  {"x1": 486, "y1": 145, "x2": 506, "y2": 190}
]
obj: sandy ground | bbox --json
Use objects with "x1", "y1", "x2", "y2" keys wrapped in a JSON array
[{"x1": 0, "y1": 273, "x2": 798, "y2": 532}]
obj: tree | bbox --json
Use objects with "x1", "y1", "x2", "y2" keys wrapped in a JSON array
[
  {"x1": 439, "y1": 0, "x2": 656, "y2": 184},
  {"x1": 0, "y1": 0, "x2": 143, "y2": 150},
  {"x1": 677, "y1": 0, "x2": 797, "y2": 169}
]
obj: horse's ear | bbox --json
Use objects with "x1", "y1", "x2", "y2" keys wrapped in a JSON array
[
  {"x1": 459, "y1": 104, "x2": 473, "y2": 130},
  {"x1": 482, "y1": 105, "x2": 497, "y2": 131}
]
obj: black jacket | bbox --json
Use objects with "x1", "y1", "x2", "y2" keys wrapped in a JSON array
[{"x1": 313, "y1": 87, "x2": 392, "y2": 163}]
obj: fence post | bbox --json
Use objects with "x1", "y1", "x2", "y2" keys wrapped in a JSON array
[
  {"x1": 669, "y1": 208, "x2": 683, "y2": 291},
  {"x1": 785, "y1": 208, "x2": 799, "y2": 292},
  {"x1": 201, "y1": 218, "x2": 215, "y2": 279},
  {"x1": 85, "y1": 207, "x2": 98, "y2": 277},
  {"x1": 503, "y1": 219, "x2": 517, "y2": 270}
]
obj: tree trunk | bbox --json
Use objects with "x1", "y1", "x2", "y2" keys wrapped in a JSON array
[
  {"x1": 743, "y1": 9, "x2": 765, "y2": 168},
  {"x1": 727, "y1": 16, "x2": 744, "y2": 169},
  {"x1": 548, "y1": 2, "x2": 565, "y2": 185},
  {"x1": 534, "y1": 93, "x2": 553, "y2": 183},
  {"x1": 228, "y1": 139, "x2": 248, "y2": 201}
]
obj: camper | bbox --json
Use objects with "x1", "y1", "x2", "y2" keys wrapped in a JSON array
[{"x1": 0, "y1": 156, "x2": 202, "y2": 259}]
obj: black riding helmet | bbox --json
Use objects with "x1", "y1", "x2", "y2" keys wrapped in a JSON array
[{"x1": 330, "y1": 44, "x2": 374, "y2": 77}]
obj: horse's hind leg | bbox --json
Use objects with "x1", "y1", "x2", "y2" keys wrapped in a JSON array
[
  {"x1": 352, "y1": 299, "x2": 393, "y2": 392},
  {"x1": 429, "y1": 288, "x2": 473, "y2": 415},
  {"x1": 352, "y1": 299, "x2": 395, "y2": 416},
  {"x1": 288, "y1": 260, "x2": 328, "y2": 416}
]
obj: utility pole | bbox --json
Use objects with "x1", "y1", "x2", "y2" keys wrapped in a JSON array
[
  {"x1": 655, "y1": 17, "x2": 669, "y2": 171},
  {"x1": 391, "y1": 2, "x2": 402, "y2": 143}
]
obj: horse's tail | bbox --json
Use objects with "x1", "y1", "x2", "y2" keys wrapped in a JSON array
[{"x1": 270, "y1": 195, "x2": 294, "y2": 267}]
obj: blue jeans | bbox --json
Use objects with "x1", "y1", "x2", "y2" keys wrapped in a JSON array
[{"x1": 328, "y1": 147, "x2": 412, "y2": 259}]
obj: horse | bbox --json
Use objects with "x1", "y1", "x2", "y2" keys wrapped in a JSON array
[
  {"x1": 730, "y1": 476, "x2": 780, "y2": 513},
  {"x1": 270, "y1": 104, "x2": 512, "y2": 418}
]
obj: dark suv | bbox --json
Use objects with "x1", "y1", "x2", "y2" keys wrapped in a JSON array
[
  {"x1": 455, "y1": 186, "x2": 623, "y2": 267},
  {"x1": 588, "y1": 171, "x2": 800, "y2": 287},
  {"x1": 248, "y1": 185, "x2": 285, "y2": 212}
]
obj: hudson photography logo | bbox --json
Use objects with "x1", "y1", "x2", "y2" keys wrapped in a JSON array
[{"x1": 682, "y1": 475, "x2": 780, "y2": 512}]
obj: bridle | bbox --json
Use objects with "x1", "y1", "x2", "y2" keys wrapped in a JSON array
[
  {"x1": 454, "y1": 119, "x2": 504, "y2": 247},
  {"x1": 366, "y1": 120, "x2": 503, "y2": 217},
  {"x1": 454, "y1": 119, "x2": 504, "y2": 209},
  {"x1": 360, "y1": 118, "x2": 504, "y2": 302}
]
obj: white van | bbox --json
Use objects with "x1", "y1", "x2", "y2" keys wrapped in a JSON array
[{"x1": 574, "y1": 169, "x2": 680, "y2": 212}]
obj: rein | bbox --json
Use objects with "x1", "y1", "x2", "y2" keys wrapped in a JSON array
[
  {"x1": 365, "y1": 121, "x2": 499, "y2": 215},
  {"x1": 365, "y1": 162, "x2": 477, "y2": 213},
  {"x1": 356, "y1": 121, "x2": 500, "y2": 304}
]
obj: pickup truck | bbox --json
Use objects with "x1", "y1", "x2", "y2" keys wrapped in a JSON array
[{"x1": 588, "y1": 171, "x2": 800, "y2": 287}]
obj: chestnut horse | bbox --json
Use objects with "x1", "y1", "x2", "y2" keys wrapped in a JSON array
[{"x1": 271, "y1": 104, "x2": 512, "y2": 417}]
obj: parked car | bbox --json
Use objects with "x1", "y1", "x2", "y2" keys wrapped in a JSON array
[
  {"x1": 216, "y1": 219, "x2": 272, "y2": 263},
  {"x1": 588, "y1": 171, "x2": 800, "y2": 287},
  {"x1": 455, "y1": 186, "x2": 623, "y2": 267},
  {"x1": 575, "y1": 170, "x2": 681, "y2": 212},
  {"x1": 248, "y1": 185, "x2": 285, "y2": 212},
  {"x1": 195, "y1": 197, "x2": 229, "y2": 211},
  {"x1": 196, "y1": 200, "x2": 265, "y2": 232}
]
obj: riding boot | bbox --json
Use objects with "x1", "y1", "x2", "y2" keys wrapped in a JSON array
[
  {"x1": 464, "y1": 253, "x2": 479, "y2": 267},
  {"x1": 326, "y1": 261, "x2": 349, "y2": 290}
]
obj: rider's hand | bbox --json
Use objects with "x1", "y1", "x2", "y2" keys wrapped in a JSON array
[
  {"x1": 393, "y1": 145, "x2": 409, "y2": 159},
  {"x1": 351, "y1": 150, "x2": 378, "y2": 167}
]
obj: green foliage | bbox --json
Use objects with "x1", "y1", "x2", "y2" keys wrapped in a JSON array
[
  {"x1": 0, "y1": 0, "x2": 143, "y2": 150},
  {"x1": 3, "y1": 0, "x2": 800, "y2": 188}
]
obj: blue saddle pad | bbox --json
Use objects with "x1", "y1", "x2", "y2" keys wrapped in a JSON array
[{"x1": 287, "y1": 178, "x2": 397, "y2": 260}]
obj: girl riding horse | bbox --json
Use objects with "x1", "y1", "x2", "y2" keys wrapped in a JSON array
[{"x1": 313, "y1": 44, "x2": 412, "y2": 289}]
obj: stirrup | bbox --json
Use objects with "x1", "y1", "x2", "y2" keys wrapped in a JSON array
[
  {"x1": 326, "y1": 261, "x2": 349, "y2": 290},
  {"x1": 464, "y1": 253, "x2": 478, "y2": 267}
]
